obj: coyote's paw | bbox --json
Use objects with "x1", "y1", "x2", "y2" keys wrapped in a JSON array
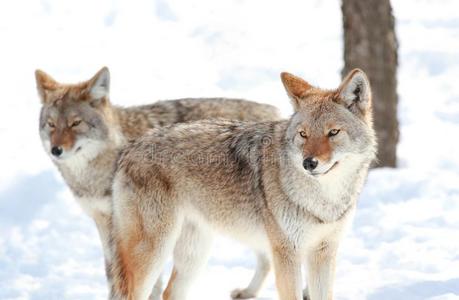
[
  {"x1": 303, "y1": 287, "x2": 310, "y2": 300},
  {"x1": 231, "y1": 288, "x2": 257, "y2": 299}
]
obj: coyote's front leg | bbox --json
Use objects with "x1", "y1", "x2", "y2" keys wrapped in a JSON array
[
  {"x1": 93, "y1": 214, "x2": 114, "y2": 281},
  {"x1": 94, "y1": 213, "x2": 162, "y2": 300},
  {"x1": 305, "y1": 242, "x2": 338, "y2": 300},
  {"x1": 271, "y1": 244, "x2": 302, "y2": 300}
]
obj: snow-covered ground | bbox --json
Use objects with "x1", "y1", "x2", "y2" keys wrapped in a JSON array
[{"x1": 0, "y1": 0, "x2": 458, "y2": 299}]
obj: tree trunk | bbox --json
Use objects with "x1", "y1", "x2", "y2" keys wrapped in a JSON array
[{"x1": 342, "y1": 0, "x2": 399, "y2": 167}]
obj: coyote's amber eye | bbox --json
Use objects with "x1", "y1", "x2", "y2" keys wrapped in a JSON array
[
  {"x1": 47, "y1": 121, "x2": 55, "y2": 128},
  {"x1": 299, "y1": 131, "x2": 308, "y2": 138},
  {"x1": 71, "y1": 120, "x2": 81, "y2": 127},
  {"x1": 328, "y1": 129, "x2": 340, "y2": 137}
]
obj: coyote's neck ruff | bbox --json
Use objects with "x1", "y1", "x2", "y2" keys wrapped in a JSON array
[
  {"x1": 280, "y1": 129, "x2": 372, "y2": 224},
  {"x1": 109, "y1": 69, "x2": 376, "y2": 300}
]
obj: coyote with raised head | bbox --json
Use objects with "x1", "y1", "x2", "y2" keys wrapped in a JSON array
[
  {"x1": 36, "y1": 67, "x2": 280, "y2": 298},
  {"x1": 108, "y1": 69, "x2": 377, "y2": 300}
]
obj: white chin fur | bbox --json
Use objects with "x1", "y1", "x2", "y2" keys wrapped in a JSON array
[
  {"x1": 44, "y1": 139, "x2": 106, "y2": 167},
  {"x1": 311, "y1": 160, "x2": 339, "y2": 176},
  {"x1": 310, "y1": 151, "x2": 351, "y2": 176},
  {"x1": 311, "y1": 161, "x2": 338, "y2": 176}
]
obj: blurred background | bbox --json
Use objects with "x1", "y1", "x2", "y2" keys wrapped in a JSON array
[{"x1": 0, "y1": 0, "x2": 458, "y2": 299}]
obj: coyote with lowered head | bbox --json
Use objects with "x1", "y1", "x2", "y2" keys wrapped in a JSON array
[
  {"x1": 108, "y1": 69, "x2": 377, "y2": 300},
  {"x1": 36, "y1": 67, "x2": 280, "y2": 298}
]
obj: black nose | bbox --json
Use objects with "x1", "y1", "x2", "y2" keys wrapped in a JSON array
[
  {"x1": 303, "y1": 157, "x2": 318, "y2": 171},
  {"x1": 51, "y1": 146, "x2": 63, "y2": 157}
]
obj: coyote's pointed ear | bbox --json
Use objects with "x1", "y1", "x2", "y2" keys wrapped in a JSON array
[
  {"x1": 87, "y1": 67, "x2": 110, "y2": 101},
  {"x1": 280, "y1": 72, "x2": 313, "y2": 110},
  {"x1": 337, "y1": 69, "x2": 371, "y2": 115},
  {"x1": 35, "y1": 69, "x2": 59, "y2": 103}
]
